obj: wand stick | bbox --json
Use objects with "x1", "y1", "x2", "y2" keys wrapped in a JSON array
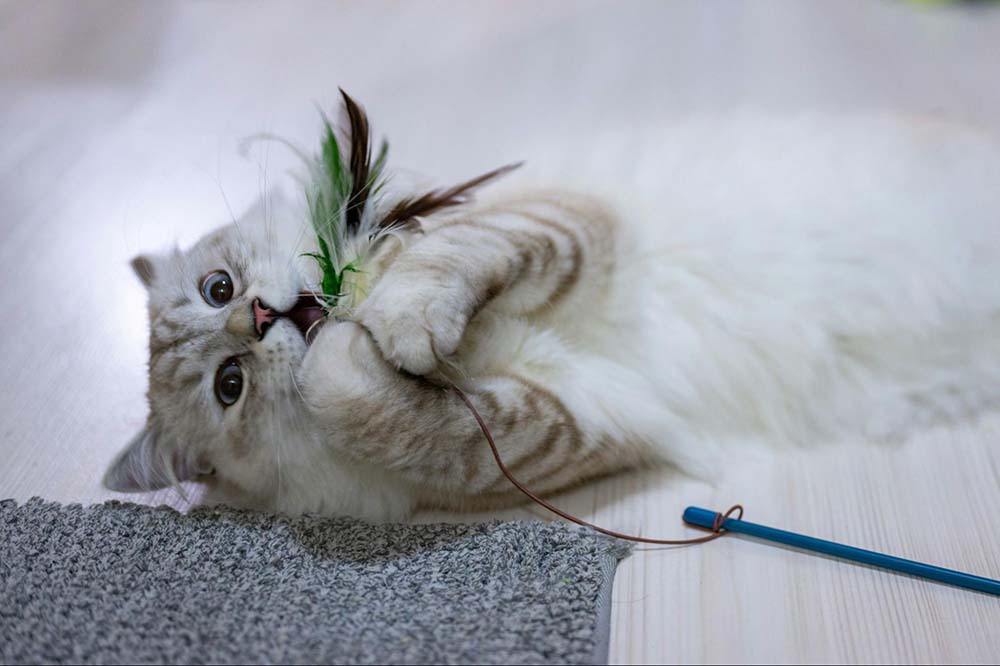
[{"x1": 684, "y1": 506, "x2": 1000, "y2": 596}]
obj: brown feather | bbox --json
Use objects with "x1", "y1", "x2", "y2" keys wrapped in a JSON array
[
  {"x1": 378, "y1": 162, "x2": 523, "y2": 232},
  {"x1": 340, "y1": 88, "x2": 372, "y2": 234}
]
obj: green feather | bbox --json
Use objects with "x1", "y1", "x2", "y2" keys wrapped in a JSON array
[
  {"x1": 301, "y1": 93, "x2": 516, "y2": 317},
  {"x1": 303, "y1": 110, "x2": 390, "y2": 313}
]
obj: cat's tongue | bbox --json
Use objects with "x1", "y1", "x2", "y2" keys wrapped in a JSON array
[{"x1": 284, "y1": 294, "x2": 326, "y2": 344}]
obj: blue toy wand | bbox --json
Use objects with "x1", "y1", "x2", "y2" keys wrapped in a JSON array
[
  {"x1": 684, "y1": 506, "x2": 1000, "y2": 596},
  {"x1": 455, "y1": 386, "x2": 1000, "y2": 597}
]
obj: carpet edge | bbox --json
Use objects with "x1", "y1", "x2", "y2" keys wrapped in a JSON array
[{"x1": 590, "y1": 546, "x2": 632, "y2": 665}]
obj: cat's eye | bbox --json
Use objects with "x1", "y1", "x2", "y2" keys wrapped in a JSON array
[
  {"x1": 201, "y1": 271, "x2": 234, "y2": 307},
  {"x1": 214, "y1": 358, "x2": 243, "y2": 407}
]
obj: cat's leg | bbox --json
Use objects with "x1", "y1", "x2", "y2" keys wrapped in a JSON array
[
  {"x1": 355, "y1": 192, "x2": 617, "y2": 375},
  {"x1": 299, "y1": 320, "x2": 644, "y2": 505}
]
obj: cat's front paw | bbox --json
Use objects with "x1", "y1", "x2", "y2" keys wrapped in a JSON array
[{"x1": 356, "y1": 273, "x2": 473, "y2": 376}]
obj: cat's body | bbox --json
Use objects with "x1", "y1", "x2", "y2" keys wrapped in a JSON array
[{"x1": 105, "y1": 108, "x2": 1000, "y2": 522}]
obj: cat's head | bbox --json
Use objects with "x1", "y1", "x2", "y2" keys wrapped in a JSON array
[{"x1": 104, "y1": 195, "x2": 321, "y2": 505}]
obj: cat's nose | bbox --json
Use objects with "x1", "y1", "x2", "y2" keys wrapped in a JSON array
[
  {"x1": 253, "y1": 298, "x2": 276, "y2": 339},
  {"x1": 225, "y1": 303, "x2": 254, "y2": 338}
]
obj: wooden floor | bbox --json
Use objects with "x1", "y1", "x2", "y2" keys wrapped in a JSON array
[{"x1": 2, "y1": 2, "x2": 999, "y2": 663}]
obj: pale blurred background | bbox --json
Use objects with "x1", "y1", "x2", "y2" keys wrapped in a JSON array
[{"x1": 2, "y1": 2, "x2": 1000, "y2": 663}]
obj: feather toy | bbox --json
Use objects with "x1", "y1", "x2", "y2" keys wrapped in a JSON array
[{"x1": 302, "y1": 89, "x2": 521, "y2": 318}]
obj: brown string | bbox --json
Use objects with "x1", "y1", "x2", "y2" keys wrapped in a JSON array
[{"x1": 451, "y1": 383, "x2": 744, "y2": 545}]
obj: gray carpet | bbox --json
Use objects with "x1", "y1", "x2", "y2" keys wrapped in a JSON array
[{"x1": 0, "y1": 498, "x2": 629, "y2": 665}]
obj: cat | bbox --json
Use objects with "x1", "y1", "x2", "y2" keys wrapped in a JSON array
[{"x1": 104, "y1": 97, "x2": 1000, "y2": 522}]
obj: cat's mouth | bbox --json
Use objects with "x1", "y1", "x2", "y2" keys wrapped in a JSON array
[
  {"x1": 254, "y1": 295, "x2": 326, "y2": 344},
  {"x1": 286, "y1": 294, "x2": 326, "y2": 343}
]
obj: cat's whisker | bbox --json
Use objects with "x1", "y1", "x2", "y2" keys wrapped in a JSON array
[
  {"x1": 268, "y1": 395, "x2": 285, "y2": 512},
  {"x1": 304, "y1": 318, "x2": 325, "y2": 344},
  {"x1": 249, "y1": 128, "x2": 276, "y2": 272},
  {"x1": 240, "y1": 131, "x2": 324, "y2": 278},
  {"x1": 288, "y1": 366, "x2": 324, "y2": 412},
  {"x1": 283, "y1": 222, "x2": 311, "y2": 275},
  {"x1": 212, "y1": 146, "x2": 252, "y2": 257},
  {"x1": 277, "y1": 387, "x2": 311, "y2": 509}
]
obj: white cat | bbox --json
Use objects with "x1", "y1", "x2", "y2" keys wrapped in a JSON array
[{"x1": 104, "y1": 99, "x2": 1000, "y2": 522}]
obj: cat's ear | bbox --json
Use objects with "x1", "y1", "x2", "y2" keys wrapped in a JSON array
[
  {"x1": 103, "y1": 424, "x2": 202, "y2": 492},
  {"x1": 130, "y1": 254, "x2": 157, "y2": 289}
]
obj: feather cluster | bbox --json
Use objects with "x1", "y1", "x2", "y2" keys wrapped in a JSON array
[{"x1": 304, "y1": 89, "x2": 520, "y2": 314}]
